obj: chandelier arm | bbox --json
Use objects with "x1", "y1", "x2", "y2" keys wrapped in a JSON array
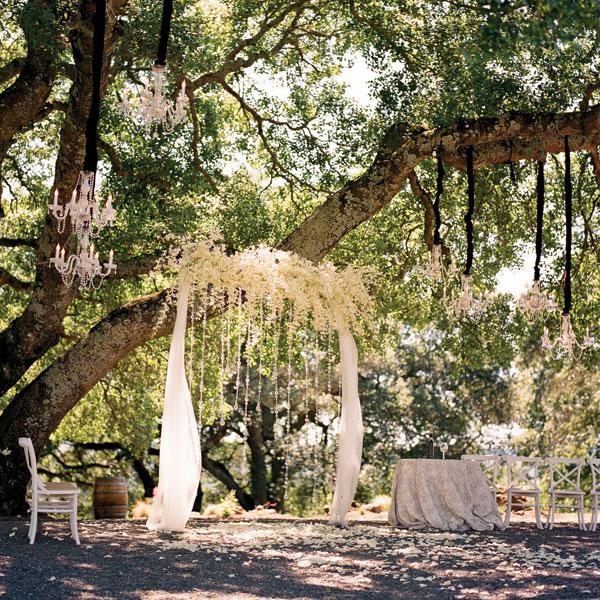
[
  {"x1": 433, "y1": 147, "x2": 444, "y2": 246},
  {"x1": 563, "y1": 136, "x2": 572, "y2": 316},
  {"x1": 155, "y1": 0, "x2": 174, "y2": 67},
  {"x1": 533, "y1": 159, "x2": 545, "y2": 282},
  {"x1": 464, "y1": 145, "x2": 475, "y2": 276}
]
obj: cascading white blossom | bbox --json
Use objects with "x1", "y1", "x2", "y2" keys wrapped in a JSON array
[{"x1": 148, "y1": 240, "x2": 373, "y2": 531}]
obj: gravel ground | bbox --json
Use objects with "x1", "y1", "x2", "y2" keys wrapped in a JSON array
[{"x1": 1, "y1": 517, "x2": 599, "y2": 599}]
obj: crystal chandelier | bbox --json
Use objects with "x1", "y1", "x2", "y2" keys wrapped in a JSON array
[
  {"x1": 424, "y1": 243, "x2": 457, "y2": 281},
  {"x1": 48, "y1": 172, "x2": 116, "y2": 240},
  {"x1": 447, "y1": 146, "x2": 492, "y2": 319},
  {"x1": 47, "y1": 0, "x2": 117, "y2": 290},
  {"x1": 50, "y1": 235, "x2": 116, "y2": 289},
  {"x1": 120, "y1": 65, "x2": 188, "y2": 130},
  {"x1": 541, "y1": 137, "x2": 595, "y2": 359},
  {"x1": 119, "y1": 0, "x2": 188, "y2": 130},
  {"x1": 518, "y1": 279, "x2": 555, "y2": 321},
  {"x1": 448, "y1": 273, "x2": 492, "y2": 319},
  {"x1": 541, "y1": 314, "x2": 595, "y2": 360}
]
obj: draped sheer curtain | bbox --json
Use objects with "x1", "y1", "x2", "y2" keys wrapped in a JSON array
[
  {"x1": 147, "y1": 280, "x2": 201, "y2": 532},
  {"x1": 328, "y1": 319, "x2": 364, "y2": 527},
  {"x1": 148, "y1": 291, "x2": 363, "y2": 531}
]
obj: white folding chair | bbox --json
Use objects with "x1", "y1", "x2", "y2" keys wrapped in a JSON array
[
  {"x1": 546, "y1": 457, "x2": 586, "y2": 531},
  {"x1": 589, "y1": 458, "x2": 600, "y2": 532},
  {"x1": 19, "y1": 437, "x2": 80, "y2": 545},
  {"x1": 504, "y1": 456, "x2": 543, "y2": 529},
  {"x1": 461, "y1": 454, "x2": 500, "y2": 502}
]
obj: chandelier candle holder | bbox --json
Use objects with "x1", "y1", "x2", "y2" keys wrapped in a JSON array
[
  {"x1": 542, "y1": 137, "x2": 595, "y2": 359},
  {"x1": 47, "y1": 0, "x2": 117, "y2": 290},
  {"x1": 120, "y1": 0, "x2": 188, "y2": 130},
  {"x1": 518, "y1": 159, "x2": 555, "y2": 320},
  {"x1": 448, "y1": 145, "x2": 492, "y2": 319}
]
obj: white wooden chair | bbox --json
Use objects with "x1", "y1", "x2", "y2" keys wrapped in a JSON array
[
  {"x1": 19, "y1": 437, "x2": 80, "y2": 545},
  {"x1": 546, "y1": 457, "x2": 586, "y2": 530},
  {"x1": 461, "y1": 454, "x2": 500, "y2": 501},
  {"x1": 504, "y1": 456, "x2": 543, "y2": 529},
  {"x1": 589, "y1": 458, "x2": 600, "y2": 532}
]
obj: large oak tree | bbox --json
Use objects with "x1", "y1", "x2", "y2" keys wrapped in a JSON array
[{"x1": 1, "y1": 0, "x2": 599, "y2": 514}]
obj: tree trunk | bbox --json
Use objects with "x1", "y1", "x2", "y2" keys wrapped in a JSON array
[
  {"x1": 0, "y1": 0, "x2": 124, "y2": 397},
  {"x1": 246, "y1": 412, "x2": 269, "y2": 506}
]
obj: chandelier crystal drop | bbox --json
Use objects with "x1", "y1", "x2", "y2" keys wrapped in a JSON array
[
  {"x1": 120, "y1": 64, "x2": 188, "y2": 130},
  {"x1": 541, "y1": 313, "x2": 595, "y2": 360},
  {"x1": 448, "y1": 274, "x2": 492, "y2": 320},
  {"x1": 518, "y1": 279, "x2": 556, "y2": 321}
]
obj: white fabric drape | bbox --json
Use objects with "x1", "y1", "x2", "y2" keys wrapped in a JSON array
[
  {"x1": 328, "y1": 321, "x2": 363, "y2": 527},
  {"x1": 147, "y1": 280, "x2": 201, "y2": 532}
]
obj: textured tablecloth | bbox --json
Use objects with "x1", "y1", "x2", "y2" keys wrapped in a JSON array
[{"x1": 388, "y1": 458, "x2": 505, "y2": 531}]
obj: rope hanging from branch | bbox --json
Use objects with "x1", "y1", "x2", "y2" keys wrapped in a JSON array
[
  {"x1": 433, "y1": 148, "x2": 444, "y2": 246},
  {"x1": 533, "y1": 159, "x2": 545, "y2": 282},
  {"x1": 155, "y1": 0, "x2": 174, "y2": 66},
  {"x1": 82, "y1": 0, "x2": 107, "y2": 173},
  {"x1": 563, "y1": 136, "x2": 572, "y2": 316},
  {"x1": 464, "y1": 145, "x2": 475, "y2": 276}
]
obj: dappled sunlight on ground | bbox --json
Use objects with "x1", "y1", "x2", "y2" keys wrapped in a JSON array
[{"x1": 0, "y1": 517, "x2": 598, "y2": 599}]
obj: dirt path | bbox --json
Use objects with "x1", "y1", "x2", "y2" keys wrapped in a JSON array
[{"x1": 1, "y1": 517, "x2": 599, "y2": 599}]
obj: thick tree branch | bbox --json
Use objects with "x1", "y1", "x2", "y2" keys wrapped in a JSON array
[
  {"x1": 0, "y1": 237, "x2": 37, "y2": 248},
  {"x1": 0, "y1": 268, "x2": 33, "y2": 293},
  {"x1": 98, "y1": 138, "x2": 171, "y2": 193},
  {"x1": 279, "y1": 105, "x2": 600, "y2": 262},
  {"x1": 190, "y1": 1, "x2": 310, "y2": 91}
]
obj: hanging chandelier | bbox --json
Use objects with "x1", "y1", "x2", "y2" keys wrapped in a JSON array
[
  {"x1": 542, "y1": 137, "x2": 595, "y2": 359},
  {"x1": 120, "y1": 0, "x2": 188, "y2": 130},
  {"x1": 424, "y1": 149, "x2": 458, "y2": 282},
  {"x1": 518, "y1": 159, "x2": 555, "y2": 320},
  {"x1": 47, "y1": 0, "x2": 117, "y2": 290},
  {"x1": 448, "y1": 145, "x2": 492, "y2": 319}
]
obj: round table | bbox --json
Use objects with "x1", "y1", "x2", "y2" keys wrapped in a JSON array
[{"x1": 388, "y1": 458, "x2": 505, "y2": 531}]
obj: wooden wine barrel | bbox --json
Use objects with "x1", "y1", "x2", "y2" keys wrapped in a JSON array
[{"x1": 93, "y1": 477, "x2": 128, "y2": 519}]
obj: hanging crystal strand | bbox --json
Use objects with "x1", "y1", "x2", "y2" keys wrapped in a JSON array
[
  {"x1": 311, "y1": 333, "x2": 321, "y2": 509},
  {"x1": 241, "y1": 321, "x2": 252, "y2": 470},
  {"x1": 219, "y1": 290, "x2": 226, "y2": 426},
  {"x1": 272, "y1": 314, "x2": 281, "y2": 429},
  {"x1": 234, "y1": 289, "x2": 243, "y2": 411},
  {"x1": 326, "y1": 321, "x2": 332, "y2": 399},
  {"x1": 225, "y1": 293, "x2": 233, "y2": 371},
  {"x1": 187, "y1": 288, "x2": 196, "y2": 388},
  {"x1": 197, "y1": 296, "x2": 208, "y2": 433},
  {"x1": 255, "y1": 302, "x2": 264, "y2": 417},
  {"x1": 303, "y1": 353, "x2": 310, "y2": 416},
  {"x1": 284, "y1": 331, "x2": 293, "y2": 500}
]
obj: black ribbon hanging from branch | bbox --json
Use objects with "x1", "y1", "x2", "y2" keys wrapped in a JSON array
[
  {"x1": 82, "y1": 0, "x2": 107, "y2": 174},
  {"x1": 433, "y1": 148, "x2": 444, "y2": 246},
  {"x1": 464, "y1": 145, "x2": 475, "y2": 276},
  {"x1": 533, "y1": 159, "x2": 545, "y2": 282},
  {"x1": 563, "y1": 136, "x2": 572, "y2": 316},
  {"x1": 155, "y1": 0, "x2": 174, "y2": 66}
]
